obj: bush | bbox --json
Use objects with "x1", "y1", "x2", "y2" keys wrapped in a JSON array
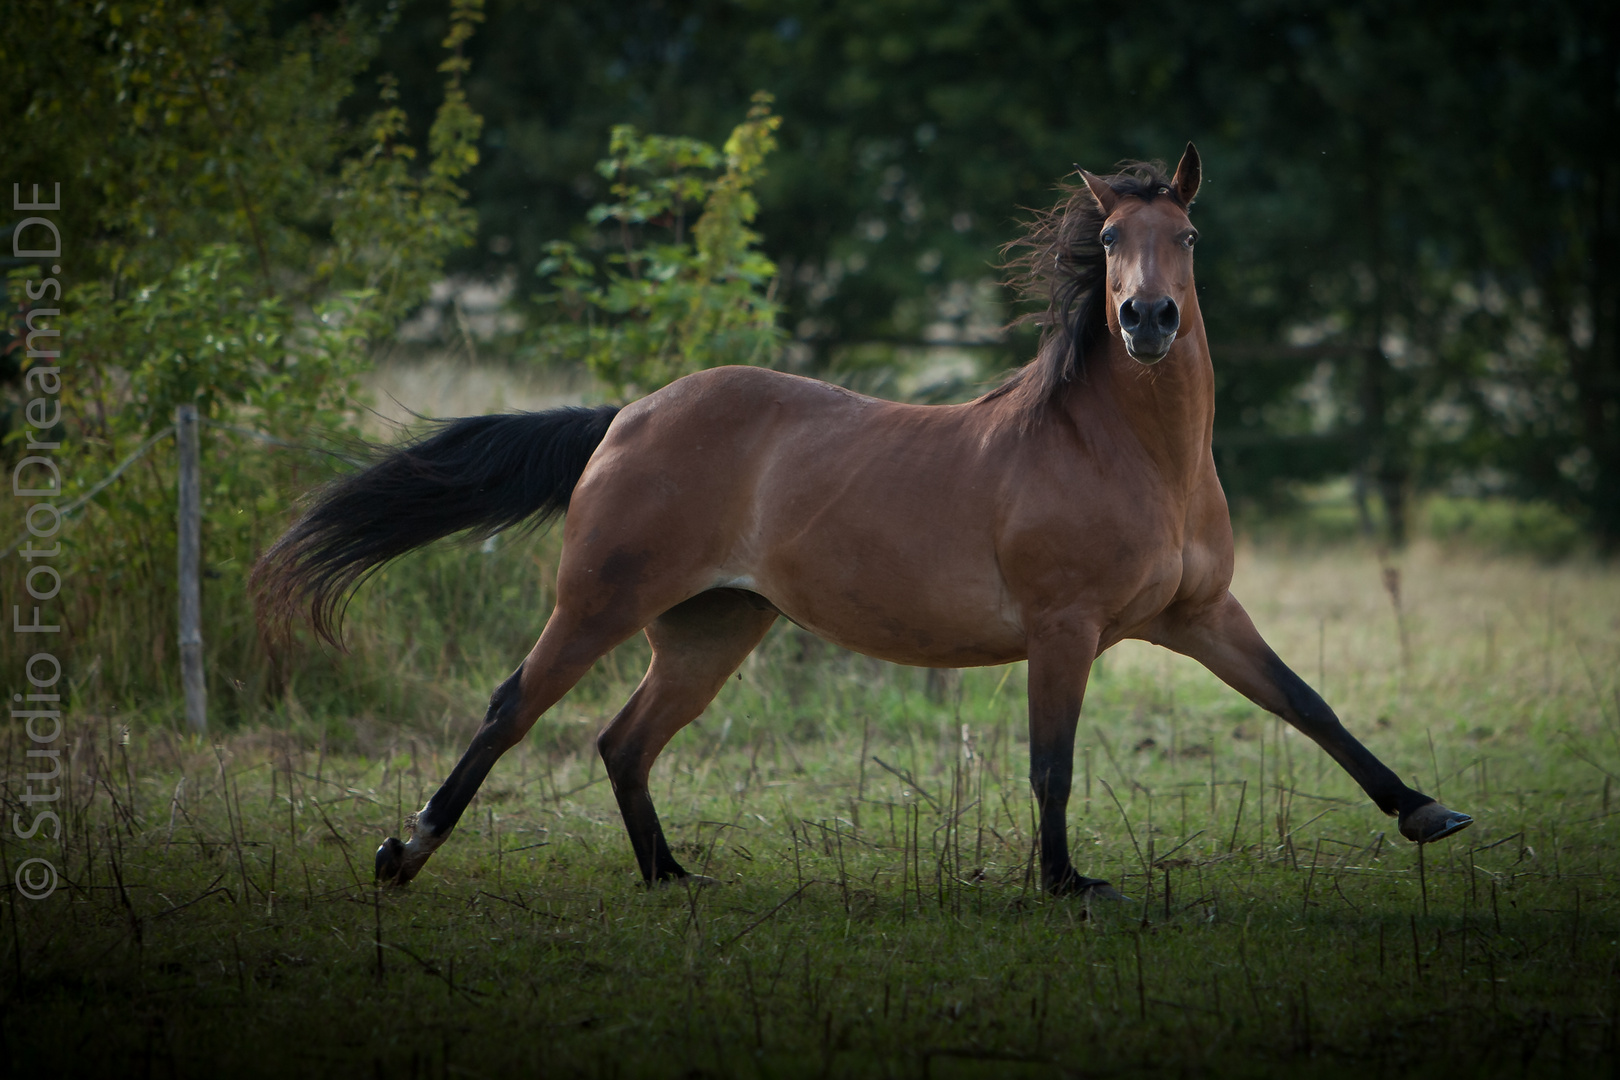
[
  {"x1": 530, "y1": 93, "x2": 785, "y2": 399},
  {"x1": 1423, "y1": 496, "x2": 1585, "y2": 561},
  {"x1": 1, "y1": 0, "x2": 487, "y2": 727}
]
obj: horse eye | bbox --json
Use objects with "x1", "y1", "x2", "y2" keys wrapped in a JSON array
[
  {"x1": 1101, "y1": 229, "x2": 1117, "y2": 249},
  {"x1": 1183, "y1": 232, "x2": 1198, "y2": 249}
]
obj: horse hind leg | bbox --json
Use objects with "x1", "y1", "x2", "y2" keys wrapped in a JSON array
[
  {"x1": 597, "y1": 589, "x2": 778, "y2": 885},
  {"x1": 376, "y1": 604, "x2": 643, "y2": 885}
]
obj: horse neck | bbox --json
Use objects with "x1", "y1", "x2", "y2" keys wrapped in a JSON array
[{"x1": 1082, "y1": 319, "x2": 1215, "y2": 490}]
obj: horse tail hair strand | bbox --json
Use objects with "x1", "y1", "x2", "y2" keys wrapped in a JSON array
[{"x1": 253, "y1": 404, "x2": 620, "y2": 647}]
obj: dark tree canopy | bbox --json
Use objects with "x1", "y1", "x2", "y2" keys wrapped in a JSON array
[
  {"x1": 8, "y1": 0, "x2": 1618, "y2": 546},
  {"x1": 352, "y1": 0, "x2": 1612, "y2": 545}
]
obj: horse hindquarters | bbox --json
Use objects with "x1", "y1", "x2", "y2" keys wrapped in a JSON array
[{"x1": 377, "y1": 391, "x2": 776, "y2": 885}]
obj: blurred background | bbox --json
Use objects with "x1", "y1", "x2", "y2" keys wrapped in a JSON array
[
  {"x1": 377, "y1": 0, "x2": 1617, "y2": 547},
  {"x1": 2, "y1": 0, "x2": 1616, "y2": 731}
]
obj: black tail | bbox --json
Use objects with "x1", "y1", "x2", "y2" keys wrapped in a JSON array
[{"x1": 254, "y1": 405, "x2": 620, "y2": 647}]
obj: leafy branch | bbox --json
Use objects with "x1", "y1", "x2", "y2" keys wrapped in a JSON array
[{"x1": 534, "y1": 91, "x2": 785, "y2": 398}]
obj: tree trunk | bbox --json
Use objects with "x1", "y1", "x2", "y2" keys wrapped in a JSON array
[
  {"x1": 1358, "y1": 128, "x2": 1407, "y2": 549},
  {"x1": 1580, "y1": 4, "x2": 1620, "y2": 550}
]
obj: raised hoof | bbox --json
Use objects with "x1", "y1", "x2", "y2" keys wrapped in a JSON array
[
  {"x1": 1399, "y1": 801, "x2": 1474, "y2": 844},
  {"x1": 1048, "y1": 871, "x2": 1128, "y2": 901},
  {"x1": 655, "y1": 873, "x2": 719, "y2": 889},
  {"x1": 1079, "y1": 880, "x2": 1128, "y2": 902},
  {"x1": 375, "y1": 836, "x2": 409, "y2": 884}
]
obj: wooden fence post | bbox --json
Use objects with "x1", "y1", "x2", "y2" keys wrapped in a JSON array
[{"x1": 176, "y1": 404, "x2": 207, "y2": 736}]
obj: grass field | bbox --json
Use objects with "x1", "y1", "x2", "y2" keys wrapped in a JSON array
[{"x1": 3, "y1": 540, "x2": 1619, "y2": 1077}]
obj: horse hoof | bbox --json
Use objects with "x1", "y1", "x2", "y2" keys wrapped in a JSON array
[
  {"x1": 1048, "y1": 871, "x2": 1127, "y2": 901},
  {"x1": 1080, "y1": 880, "x2": 1128, "y2": 902},
  {"x1": 375, "y1": 836, "x2": 408, "y2": 884},
  {"x1": 656, "y1": 873, "x2": 718, "y2": 889},
  {"x1": 1399, "y1": 801, "x2": 1474, "y2": 844}
]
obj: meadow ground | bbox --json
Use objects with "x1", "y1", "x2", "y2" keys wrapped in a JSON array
[{"x1": 3, "y1": 539, "x2": 1619, "y2": 1077}]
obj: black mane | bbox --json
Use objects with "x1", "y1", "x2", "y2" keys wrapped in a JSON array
[{"x1": 987, "y1": 161, "x2": 1183, "y2": 424}]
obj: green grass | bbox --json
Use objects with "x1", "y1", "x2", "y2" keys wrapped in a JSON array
[{"x1": 4, "y1": 542, "x2": 1620, "y2": 1077}]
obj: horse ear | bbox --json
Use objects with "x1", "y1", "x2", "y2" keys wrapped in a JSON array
[
  {"x1": 1172, "y1": 142, "x2": 1201, "y2": 206},
  {"x1": 1079, "y1": 169, "x2": 1118, "y2": 216}
]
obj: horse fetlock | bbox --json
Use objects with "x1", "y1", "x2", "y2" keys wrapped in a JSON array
[{"x1": 1398, "y1": 799, "x2": 1474, "y2": 844}]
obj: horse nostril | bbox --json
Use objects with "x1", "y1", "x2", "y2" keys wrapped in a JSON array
[
  {"x1": 1155, "y1": 297, "x2": 1179, "y2": 334},
  {"x1": 1118, "y1": 299, "x2": 1141, "y2": 332}
]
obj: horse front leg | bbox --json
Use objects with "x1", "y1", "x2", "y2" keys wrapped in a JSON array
[
  {"x1": 1026, "y1": 626, "x2": 1124, "y2": 898},
  {"x1": 1151, "y1": 591, "x2": 1471, "y2": 843}
]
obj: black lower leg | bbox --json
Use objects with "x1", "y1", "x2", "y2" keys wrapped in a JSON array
[
  {"x1": 1031, "y1": 742, "x2": 1119, "y2": 896},
  {"x1": 1031, "y1": 764, "x2": 1071, "y2": 887},
  {"x1": 1030, "y1": 744, "x2": 1096, "y2": 893},
  {"x1": 417, "y1": 666, "x2": 526, "y2": 838},
  {"x1": 1268, "y1": 655, "x2": 1471, "y2": 841},
  {"x1": 378, "y1": 667, "x2": 528, "y2": 883},
  {"x1": 612, "y1": 786, "x2": 687, "y2": 883},
  {"x1": 1266, "y1": 655, "x2": 1431, "y2": 816}
]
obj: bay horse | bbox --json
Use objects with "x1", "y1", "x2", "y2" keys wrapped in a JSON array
[{"x1": 255, "y1": 144, "x2": 1471, "y2": 896}]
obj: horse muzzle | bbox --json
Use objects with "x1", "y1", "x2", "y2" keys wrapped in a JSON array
[{"x1": 1119, "y1": 295, "x2": 1179, "y2": 364}]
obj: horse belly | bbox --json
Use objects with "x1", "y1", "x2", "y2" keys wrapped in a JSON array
[{"x1": 750, "y1": 544, "x2": 1026, "y2": 668}]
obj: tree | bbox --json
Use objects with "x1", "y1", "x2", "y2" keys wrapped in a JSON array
[
  {"x1": 1, "y1": 0, "x2": 488, "y2": 716},
  {"x1": 393, "y1": 0, "x2": 1613, "y2": 544}
]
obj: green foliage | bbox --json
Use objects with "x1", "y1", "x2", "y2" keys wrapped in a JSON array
[
  {"x1": 6, "y1": 0, "x2": 487, "y2": 424},
  {"x1": 1, "y1": 0, "x2": 488, "y2": 722},
  {"x1": 326, "y1": 76, "x2": 476, "y2": 327},
  {"x1": 37, "y1": 247, "x2": 368, "y2": 439},
  {"x1": 372, "y1": 0, "x2": 1619, "y2": 547},
  {"x1": 1424, "y1": 496, "x2": 1585, "y2": 562},
  {"x1": 533, "y1": 93, "x2": 785, "y2": 398},
  {"x1": 324, "y1": 2, "x2": 484, "y2": 321},
  {"x1": 39, "y1": 0, "x2": 374, "y2": 288}
]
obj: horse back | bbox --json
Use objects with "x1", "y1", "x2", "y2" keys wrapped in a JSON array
[{"x1": 561, "y1": 365, "x2": 1230, "y2": 664}]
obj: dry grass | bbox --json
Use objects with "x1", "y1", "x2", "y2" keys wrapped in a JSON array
[
  {"x1": 360, "y1": 351, "x2": 599, "y2": 435},
  {"x1": 2, "y1": 540, "x2": 1617, "y2": 1077}
]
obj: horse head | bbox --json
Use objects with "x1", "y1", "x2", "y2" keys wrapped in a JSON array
[{"x1": 1080, "y1": 143, "x2": 1201, "y2": 365}]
